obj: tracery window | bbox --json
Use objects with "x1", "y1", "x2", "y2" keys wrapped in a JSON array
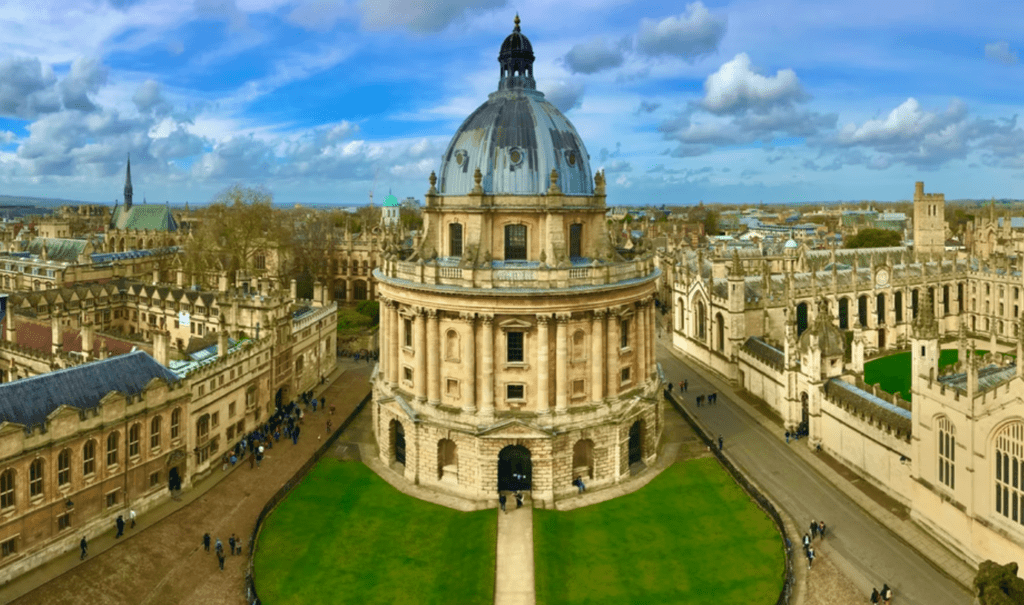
[
  {"x1": 996, "y1": 422, "x2": 1024, "y2": 526},
  {"x1": 938, "y1": 417, "x2": 955, "y2": 490}
]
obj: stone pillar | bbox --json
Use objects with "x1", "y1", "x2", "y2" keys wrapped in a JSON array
[
  {"x1": 648, "y1": 301, "x2": 657, "y2": 379},
  {"x1": 536, "y1": 314, "x2": 550, "y2": 414},
  {"x1": 81, "y1": 321, "x2": 94, "y2": 361},
  {"x1": 463, "y1": 314, "x2": 477, "y2": 413},
  {"x1": 51, "y1": 314, "x2": 63, "y2": 355},
  {"x1": 427, "y1": 309, "x2": 440, "y2": 405},
  {"x1": 591, "y1": 310, "x2": 604, "y2": 403},
  {"x1": 387, "y1": 301, "x2": 399, "y2": 387},
  {"x1": 481, "y1": 314, "x2": 494, "y2": 416},
  {"x1": 637, "y1": 303, "x2": 648, "y2": 381},
  {"x1": 414, "y1": 308, "x2": 427, "y2": 402},
  {"x1": 555, "y1": 314, "x2": 569, "y2": 413},
  {"x1": 346, "y1": 279, "x2": 354, "y2": 303},
  {"x1": 6, "y1": 310, "x2": 16, "y2": 344},
  {"x1": 377, "y1": 297, "x2": 388, "y2": 380},
  {"x1": 607, "y1": 309, "x2": 620, "y2": 396}
]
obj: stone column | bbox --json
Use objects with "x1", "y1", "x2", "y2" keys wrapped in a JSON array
[
  {"x1": 481, "y1": 314, "x2": 494, "y2": 416},
  {"x1": 414, "y1": 308, "x2": 427, "y2": 402},
  {"x1": 536, "y1": 314, "x2": 550, "y2": 414},
  {"x1": 555, "y1": 313, "x2": 569, "y2": 413},
  {"x1": 346, "y1": 279, "x2": 354, "y2": 302},
  {"x1": 648, "y1": 301, "x2": 657, "y2": 379},
  {"x1": 462, "y1": 313, "x2": 476, "y2": 413},
  {"x1": 387, "y1": 301, "x2": 399, "y2": 387},
  {"x1": 607, "y1": 308, "x2": 620, "y2": 396},
  {"x1": 427, "y1": 309, "x2": 440, "y2": 405},
  {"x1": 377, "y1": 297, "x2": 388, "y2": 381},
  {"x1": 637, "y1": 303, "x2": 647, "y2": 381},
  {"x1": 5, "y1": 310, "x2": 16, "y2": 344},
  {"x1": 51, "y1": 314, "x2": 63, "y2": 355},
  {"x1": 591, "y1": 310, "x2": 604, "y2": 404}
]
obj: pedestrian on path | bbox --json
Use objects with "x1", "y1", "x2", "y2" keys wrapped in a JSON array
[
  {"x1": 326, "y1": 420, "x2": 332, "y2": 434},
  {"x1": 203, "y1": 532, "x2": 211, "y2": 552},
  {"x1": 718, "y1": 435, "x2": 723, "y2": 450},
  {"x1": 668, "y1": 382, "x2": 673, "y2": 393},
  {"x1": 818, "y1": 520, "x2": 826, "y2": 539},
  {"x1": 882, "y1": 584, "x2": 892, "y2": 605},
  {"x1": 515, "y1": 491, "x2": 524, "y2": 509},
  {"x1": 573, "y1": 476, "x2": 586, "y2": 493},
  {"x1": 785, "y1": 430, "x2": 790, "y2": 444},
  {"x1": 115, "y1": 515, "x2": 125, "y2": 538},
  {"x1": 802, "y1": 533, "x2": 810, "y2": 552},
  {"x1": 870, "y1": 587, "x2": 880, "y2": 604},
  {"x1": 80, "y1": 536, "x2": 87, "y2": 560},
  {"x1": 215, "y1": 538, "x2": 223, "y2": 557},
  {"x1": 229, "y1": 535, "x2": 236, "y2": 556},
  {"x1": 810, "y1": 520, "x2": 818, "y2": 539},
  {"x1": 499, "y1": 493, "x2": 507, "y2": 513},
  {"x1": 683, "y1": 379, "x2": 688, "y2": 392},
  {"x1": 232, "y1": 533, "x2": 241, "y2": 555},
  {"x1": 806, "y1": 546, "x2": 815, "y2": 569},
  {"x1": 217, "y1": 551, "x2": 225, "y2": 570},
  {"x1": 129, "y1": 509, "x2": 136, "y2": 529}
]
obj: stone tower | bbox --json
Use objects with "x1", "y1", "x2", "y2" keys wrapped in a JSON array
[{"x1": 913, "y1": 181, "x2": 944, "y2": 256}]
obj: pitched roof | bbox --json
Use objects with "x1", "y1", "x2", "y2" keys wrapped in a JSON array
[
  {"x1": 24, "y1": 237, "x2": 88, "y2": 262},
  {"x1": 110, "y1": 204, "x2": 178, "y2": 232},
  {"x1": 0, "y1": 351, "x2": 180, "y2": 428}
]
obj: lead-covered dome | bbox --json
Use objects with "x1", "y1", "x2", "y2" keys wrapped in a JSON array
[{"x1": 437, "y1": 16, "x2": 593, "y2": 197}]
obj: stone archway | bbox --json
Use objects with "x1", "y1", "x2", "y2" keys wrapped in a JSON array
[
  {"x1": 628, "y1": 420, "x2": 644, "y2": 466},
  {"x1": 391, "y1": 420, "x2": 406, "y2": 466},
  {"x1": 497, "y1": 445, "x2": 531, "y2": 492}
]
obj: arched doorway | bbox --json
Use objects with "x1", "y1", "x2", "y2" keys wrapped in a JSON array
[
  {"x1": 168, "y1": 466, "x2": 181, "y2": 492},
  {"x1": 796, "y1": 302, "x2": 808, "y2": 336},
  {"x1": 391, "y1": 420, "x2": 406, "y2": 466},
  {"x1": 800, "y1": 392, "x2": 809, "y2": 437},
  {"x1": 628, "y1": 420, "x2": 644, "y2": 466},
  {"x1": 275, "y1": 385, "x2": 289, "y2": 411},
  {"x1": 497, "y1": 445, "x2": 532, "y2": 492}
]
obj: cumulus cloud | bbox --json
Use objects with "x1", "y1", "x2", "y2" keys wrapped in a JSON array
[
  {"x1": 563, "y1": 37, "x2": 627, "y2": 74},
  {"x1": 133, "y1": 80, "x2": 172, "y2": 117},
  {"x1": 58, "y1": 57, "x2": 108, "y2": 112},
  {"x1": 985, "y1": 41, "x2": 1018, "y2": 65},
  {"x1": 701, "y1": 53, "x2": 805, "y2": 115},
  {"x1": 0, "y1": 57, "x2": 60, "y2": 119},
  {"x1": 635, "y1": 2, "x2": 726, "y2": 60},
  {"x1": 598, "y1": 142, "x2": 622, "y2": 162},
  {"x1": 543, "y1": 79, "x2": 585, "y2": 113},
  {"x1": 0, "y1": 131, "x2": 17, "y2": 144},
  {"x1": 359, "y1": 0, "x2": 506, "y2": 33},
  {"x1": 601, "y1": 159, "x2": 632, "y2": 174}
]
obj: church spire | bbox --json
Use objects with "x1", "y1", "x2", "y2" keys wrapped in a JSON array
[{"x1": 124, "y1": 153, "x2": 133, "y2": 211}]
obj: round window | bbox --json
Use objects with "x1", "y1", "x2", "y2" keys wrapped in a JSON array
[
  {"x1": 567, "y1": 151, "x2": 576, "y2": 166},
  {"x1": 509, "y1": 148, "x2": 522, "y2": 165},
  {"x1": 455, "y1": 151, "x2": 464, "y2": 165}
]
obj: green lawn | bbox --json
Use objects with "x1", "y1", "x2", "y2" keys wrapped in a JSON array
[
  {"x1": 254, "y1": 459, "x2": 496, "y2": 605},
  {"x1": 533, "y1": 457, "x2": 784, "y2": 605},
  {"x1": 863, "y1": 348, "x2": 989, "y2": 401}
]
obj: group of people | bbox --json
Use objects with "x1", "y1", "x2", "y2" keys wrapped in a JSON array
[
  {"x1": 801, "y1": 518, "x2": 827, "y2": 569},
  {"x1": 785, "y1": 421, "x2": 810, "y2": 443},
  {"x1": 870, "y1": 584, "x2": 894, "y2": 604},
  {"x1": 695, "y1": 392, "x2": 717, "y2": 407},
  {"x1": 203, "y1": 531, "x2": 243, "y2": 570},
  {"x1": 497, "y1": 491, "x2": 525, "y2": 512}
]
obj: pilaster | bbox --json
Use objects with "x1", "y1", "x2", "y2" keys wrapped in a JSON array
[
  {"x1": 414, "y1": 307, "x2": 427, "y2": 402},
  {"x1": 480, "y1": 314, "x2": 494, "y2": 416},
  {"x1": 427, "y1": 309, "x2": 441, "y2": 405},
  {"x1": 536, "y1": 314, "x2": 550, "y2": 414},
  {"x1": 591, "y1": 310, "x2": 605, "y2": 403},
  {"x1": 555, "y1": 313, "x2": 569, "y2": 413}
]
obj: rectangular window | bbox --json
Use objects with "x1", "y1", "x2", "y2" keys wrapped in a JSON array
[
  {"x1": 621, "y1": 367, "x2": 631, "y2": 384},
  {"x1": 212, "y1": 412, "x2": 219, "y2": 428},
  {"x1": 504, "y1": 224, "x2": 527, "y2": 260},
  {"x1": 105, "y1": 491, "x2": 118, "y2": 508},
  {"x1": 1, "y1": 538, "x2": 15, "y2": 557},
  {"x1": 404, "y1": 318, "x2": 413, "y2": 348},
  {"x1": 58, "y1": 450, "x2": 70, "y2": 486},
  {"x1": 83, "y1": 442, "x2": 95, "y2": 476},
  {"x1": 507, "y1": 384, "x2": 525, "y2": 399},
  {"x1": 58, "y1": 513, "x2": 71, "y2": 531},
  {"x1": 171, "y1": 411, "x2": 180, "y2": 440},
  {"x1": 229, "y1": 402, "x2": 236, "y2": 418},
  {"x1": 149, "y1": 471, "x2": 161, "y2": 488},
  {"x1": 572, "y1": 379, "x2": 585, "y2": 395},
  {"x1": 569, "y1": 224, "x2": 582, "y2": 259},
  {"x1": 507, "y1": 331, "x2": 524, "y2": 363},
  {"x1": 621, "y1": 319, "x2": 630, "y2": 349},
  {"x1": 404, "y1": 367, "x2": 413, "y2": 382},
  {"x1": 449, "y1": 223, "x2": 463, "y2": 258},
  {"x1": 129, "y1": 425, "x2": 140, "y2": 458},
  {"x1": 447, "y1": 379, "x2": 459, "y2": 396}
]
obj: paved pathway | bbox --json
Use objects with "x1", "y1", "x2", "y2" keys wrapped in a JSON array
[
  {"x1": 2, "y1": 360, "x2": 373, "y2": 605},
  {"x1": 494, "y1": 496, "x2": 535, "y2": 605},
  {"x1": 657, "y1": 339, "x2": 973, "y2": 605}
]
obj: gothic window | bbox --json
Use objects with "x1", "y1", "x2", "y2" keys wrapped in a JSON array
[
  {"x1": 196, "y1": 416, "x2": 210, "y2": 442},
  {"x1": 839, "y1": 298, "x2": 849, "y2": 330},
  {"x1": 858, "y1": 295, "x2": 868, "y2": 327},
  {"x1": 83, "y1": 440, "x2": 96, "y2": 476},
  {"x1": 29, "y1": 459, "x2": 43, "y2": 498},
  {"x1": 876, "y1": 294, "x2": 886, "y2": 325},
  {"x1": 507, "y1": 331, "x2": 524, "y2": 363},
  {"x1": 938, "y1": 417, "x2": 955, "y2": 490},
  {"x1": 943, "y1": 285, "x2": 950, "y2": 315},
  {"x1": 958, "y1": 283, "x2": 965, "y2": 313},
  {"x1": 569, "y1": 224, "x2": 582, "y2": 260},
  {"x1": 912, "y1": 289, "x2": 919, "y2": 319},
  {"x1": 797, "y1": 302, "x2": 809, "y2": 335},
  {"x1": 696, "y1": 301, "x2": 706, "y2": 340},
  {"x1": 58, "y1": 449, "x2": 70, "y2": 487},
  {"x1": 995, "y1": 422, "x2": 1024, "y2": 526},
  {"x1": 449, "y1": 223, "x2": 463, "y2": 258},
  {"x1": 0, "y1": 470, "x2": 12, "y2": 509},
  {"x1": 504, "y1": 224, "x2": 527, "y2": 260},
  {"x1": 716, "y1": 313, "x2": 725, "y2": 352}
]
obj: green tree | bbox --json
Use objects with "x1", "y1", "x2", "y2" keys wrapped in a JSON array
[
  {"x1": 845, "y1": 228, "x2": 902, "y2": 248},
  {"x1": 703, "y1": 210, "x2": 720, "y2": 236},
  {"x1": 355, "y1": 300, "x2": 380, "y2": 324}
]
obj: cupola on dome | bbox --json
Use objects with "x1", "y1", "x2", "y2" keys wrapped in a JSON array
[{"x1": 437, "y1": 15, "x2": 593, "y2": 197}]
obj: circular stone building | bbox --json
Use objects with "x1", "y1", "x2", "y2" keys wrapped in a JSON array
[{"x1": 372, "y1": 16, "x2": 661, "y2": 506}]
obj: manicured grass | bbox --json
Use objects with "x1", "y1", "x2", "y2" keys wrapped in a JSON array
[
  {"x1": 254, "y1": 459, "x2": 496, "y2": 605},
  {"x1": 533, "y1": 457, "x2": 784, "y2": 605},
  {"x1": 864, "y1": 349, "x2": 988, "y2": 401}
]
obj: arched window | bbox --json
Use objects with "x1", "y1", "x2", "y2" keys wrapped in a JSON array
[
  {"x1": 171, "y1": 408, "x2": 181, "y2": 440},
  {"x1": 838, "y1": 298, "x2": 849, "y2": 330},
  {"x1": 912, "y1": 289, "x2": 919, "y2": 319},
  {"x1": 938, "y1": 417, "x2": 955, "y2": 490},
  {"x1": 29, "y1": 459, "x2": 43, "y2": 498},
  {"x1": 129, "y1": 423, "x2": 141, "y2": 458},
  {"x1": 57, "y1": 449, "x2": 71, "y2": 487},
  {"x1": 569, "y1": 224, "x2": 583, "y2": 259},
  {"x1": 943, "y1": 285, "x2": 950, "y2": 315},
  {"x1": 83, "y1": 440, "x2": 96, "y2": 476},
  {"x1": 151, "y1": 416, "x2": 162, "y2": 451},
  {"x1": 449, "y1": 223, "x2": 463, "y2": 258},
  {"x1": 876, "y1": 293, "x2": 886, "y2": 325},
  {"x1": 716, "y1": 313, "x2": 725, "y2": 352},
  {"x1": 572, "y1": 330, "x2": 586, "y2": 360},
  {"x1": 958, "y1": 282, "x2": 965, "y2": 313},
  {"x1": 504, "y1": 224, "x2": 527, "y2": 260},
  {"x1": 197, "y1": 415, "x2": 210, "y2": 442},
  {"x1": 696, "y1": 300, "x2": 706, "y2": 340},
  {"x1": 676, "y1": 297, "x2": 684, "y2": 332},
  {"x1": 445, "y1": 330, "x2": 460, "y2": 361},
  {"x1": 894, "y1": 291, "x2": 903, "y2": 322},
  {"x1": 796, "y1": 303, "x2": 808, "y2": 336},
  {"x1": 995, "y1": 422, "x2": 1024, "y2": 525},
  {"x1": 0, "y1": 469, "x2": 13, "y2": 509},
  {"x1": 106, "y1": 432, "x2": 120, "y2": 467},
  {"x1": 858, "y1": 295, "x2": 868, "y2": 327}
]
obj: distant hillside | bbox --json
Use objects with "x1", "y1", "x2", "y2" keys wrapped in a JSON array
[{"x1": 0, "y1": 194, "x2": 104, "y2": 209}]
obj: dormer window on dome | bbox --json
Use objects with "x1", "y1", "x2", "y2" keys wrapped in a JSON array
[{"x1": 498, "y1": 15, "x2": 536, "y2": 91}]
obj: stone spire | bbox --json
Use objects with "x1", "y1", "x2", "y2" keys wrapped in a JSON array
[{"x1": 124, "y1": 153, "x2": 133, "y2": 211}]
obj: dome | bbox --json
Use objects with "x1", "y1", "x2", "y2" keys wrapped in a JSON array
[
  {"x1": 437, "y1": 16, "x2": 594, "y2": 197},
  {"x1": 383, "y1": 194, "x2": 399, "y2": 207},
  {"x1": 799, "y1": 304, "x2": 846, "y2": 358},
  {"x1": 784, "y1": 238, "x2": 799, "y2": 249}
]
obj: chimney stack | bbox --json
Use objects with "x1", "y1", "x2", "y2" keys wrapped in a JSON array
[{"x1": 81, "y1": 321, "x2": 94, "y2": 362}]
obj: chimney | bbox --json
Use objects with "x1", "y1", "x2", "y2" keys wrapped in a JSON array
[
  {"x1": 5, "y1": 310, "x2": 15, "y2": 344},
  {"x1": 217, "y1": 314, "x2": 229, "y2": 357},
  {"x1": 81, "y1": 321, "x2": 94, "y2": 362},
  {"x1": 51, "y1": 314, "x2": 64, "y2": 355},
  {"x1": 98, "y1": 339, "x2": 108, "y2": 361},
  {"x1": 153, "y1": 330, "x2": 170, "y2": 366}
]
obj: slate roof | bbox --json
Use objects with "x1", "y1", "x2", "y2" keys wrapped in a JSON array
[
  {"x1": 824, "y1": 378, "x2": 912, "y2": 436},
  {"x1": 0, "y1": 351, "x2": 180, "y2": 428},
  {"x1": 741, "y1": 337, "x2": 784, "y2": 370},
  {"x1": 110, "y1": 204, "x2": 178, "y2": 232},
  {"x1": 24, "y1": 238, "x2": 87, "y2": 262}
]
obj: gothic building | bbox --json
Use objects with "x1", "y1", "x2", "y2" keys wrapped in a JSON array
[
  {"x1": 106, "y1": 155, "x2": 182, "y2": 252},
  {"x1": 671, "y1": 181, "x2": 1024, "y2": 567},
  {"x1": 372, "y1": 17, "x2": 662, "y2": 506}
]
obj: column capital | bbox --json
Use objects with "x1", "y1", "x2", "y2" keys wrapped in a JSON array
[
  {"x1": 426, "y1": 308, "x2": 439, "y2": 319},
  {"x1": 593, "y1": 309, "x2": 607, "y2": 319},
  {"x1": 480, "y1": 313, "x2": 494, "y2": 326},
  {"x1": 536, "y1": 313, "x2": 551, "y2": 325},
  {"x1": 555, "y1": 313, "x2": 572, "y2": 323},
  {"x1": 606, "y1": 305, "x2": 623, "y2": 317},
  {"x1": 459, "y1": 311, "x2": 476, "y2": 322}
]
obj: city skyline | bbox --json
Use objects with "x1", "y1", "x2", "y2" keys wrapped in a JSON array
[{"x1": 0, "y1": 0, "x2": 1023, "y2": 207}]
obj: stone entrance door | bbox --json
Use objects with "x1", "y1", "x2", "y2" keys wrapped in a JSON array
[
  {"x1": 394, "y1": 422, "x2": 406, "y2": 465},
  {"x1": 628, "y1": 421, "x2": 643, "y2": 465},
  {"x1": 878, "y1": 328, "x2": 886, "y2": 349},
  {"x1": 497, "y1": 445, "x2": 532, "y2": 492}
]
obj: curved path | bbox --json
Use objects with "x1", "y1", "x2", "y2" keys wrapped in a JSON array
[{"x1": 658, "y1": 340, "x2": 972, "y2": 605}]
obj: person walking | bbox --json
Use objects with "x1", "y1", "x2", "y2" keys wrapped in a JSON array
[
  {"x1": 810, "y1": 519, "x2": 818, "y2": 540},
  {"x1": 683, "y1": 379, "x2": 688, "y2": 392},
  {"x1": 785, "y1": 430, "x2": 790, "y2": 444},
  {"x1": 515, "y1": 491, "x2": 524, "y2": 509},
  {"x1": 203, "y1": 532, "x2": 211, "y2": 552},
  {"x1": 232, "y1": 533, "x2": 241, "y2": 555},
  {"x1": 217, "y1": 550, "x2": 226, "y2": 570},
  {"x1": 115, "y1": 515, "x2": 125, "y2": 538},
  {"x1": 718, "y1": 435, "x2": 723, "y2": 450},
  {"x1": 129, "y1": 509, "x2": 137, "y2": 529},
  {"x1": 818, "y1": 520, "x2": 826, "y2": 539},
  {"x1": 870, "y1": 587, "x2": 880, "y2": 604},
  {"x1": 229, "y1": 535, "x2": 236, "y2": 556},
  {"x1": 215, "y1": 538, "x2": 223, "y2": 557},
  {"x1": 882, "y1": 583, "x2": 892, "y2": 605},
  {"x1": 80, "y1": 536, "x2": 88, "y2": 560},
  {"x1": 802, "y1": 533, "x2": 810, "y2": 552},
  {"x1": 806, "y1": 546, "x2": 815, "y2": 569},
  {"x1": 499, "y1": 493, "x2": 507, "y2": 513}
]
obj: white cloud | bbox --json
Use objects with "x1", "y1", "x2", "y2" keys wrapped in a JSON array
[
  {"x1": 634, "y1": 2, "x2": 726, "y2": 60},
  {"x1": 286, "y1": 0, "x2": 352, "y2": 32},
  {"x1": 0, "y1": 131, "x2": 17, "y2": 144},
  {"x1": 542, "y1": 79, "x2": 585, "y2": 113},
  {"x1": 194, "y1": 0, "x2": 249, "y2": 31},
  {"x1": 985, "y1": 41, "x2": 1018, "y2": 65},
  {"x1": 359, "y1": 0, "x2": 506, "y2": 33},
  {"x1": 0, "y1": 57, "x2": 60, "y2": 119},
  {"x1": 563, "y1": 37, "x2": 627, "y2": 74},
  {"x1": 701, "y1": 53, "x2": 805, "y2": 115},
  {"x1": 133, "y1": 80, "x2": 172, "y2": 117}
]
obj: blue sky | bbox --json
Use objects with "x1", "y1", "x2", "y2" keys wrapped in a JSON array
[{"x1": 1, "y1": 0, "x2": 1023, "y2": 207}]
